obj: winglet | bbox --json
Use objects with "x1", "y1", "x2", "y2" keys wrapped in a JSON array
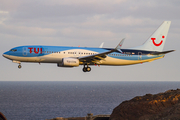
[
  {"x1": 99, "y1": 42, "x2": 104, "y2": 48},
  {"x1": 114, "y1": 38, "x2": 125, "y2": 53},
  {"x1": 115, "y1": 38, "x2": 125, "y2": 50}
]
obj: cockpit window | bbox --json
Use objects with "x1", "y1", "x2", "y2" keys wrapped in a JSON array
[{"x1": 10, "y1": 49, "x2": 17, "y2": 52}]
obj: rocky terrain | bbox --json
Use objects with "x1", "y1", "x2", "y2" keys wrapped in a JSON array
[
  {"x1": 110, "y1": 89, "x2": 180, "y2": 120},
  {"x1": 47, "y1": 114, "x2": 110, "y2": 120},
  {"x1": 0, "y1": 112, "x2": 7, "y2": 120},
  {"x1": 47, "y1": 117, "x2": 85, "y2": 120}
]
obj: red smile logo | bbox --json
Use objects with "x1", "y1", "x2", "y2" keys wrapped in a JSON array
[{"x1": 151, "y1": 36, "x2": 164, "y2": 46}]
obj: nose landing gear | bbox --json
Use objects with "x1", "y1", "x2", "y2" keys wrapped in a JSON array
[
  {"x1": 12, "y1": 60, "x2": 22, "y2": 69},
  {"x1": 82, "y1": 64, "x2": 91, "y2": 72}
]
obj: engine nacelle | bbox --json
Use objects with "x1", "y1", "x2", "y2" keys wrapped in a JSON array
[{"x1": 57, "y1": 58, "x2": 79, "y2": 67}]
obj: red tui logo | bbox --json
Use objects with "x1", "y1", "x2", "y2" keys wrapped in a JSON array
[
  {"x1": 28, "y1": 47, "x2": 43, "y2": 54},
  {"x1": 151, "y1": 36, "x2": 165, "y2": 46}
]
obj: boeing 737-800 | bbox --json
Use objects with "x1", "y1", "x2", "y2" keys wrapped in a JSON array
[{"x1": 3, "y1": 21, "x2": 174, "y2": 72}]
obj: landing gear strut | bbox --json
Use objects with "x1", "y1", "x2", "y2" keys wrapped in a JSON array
[{"x1": 82, "y1": 64, "x2": 91, "y2": 72}]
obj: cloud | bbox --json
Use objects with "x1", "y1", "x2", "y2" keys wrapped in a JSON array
[
  {"x1": 0, "y1": 11, "x2": 9, "y2": 14},
  {"x1": 0, "y1": 0, "x2": 24, "y2": 11},
  {"x1": 0, "y1": 10, "x2": 10, "y2": 25},
  {"x1": 0, "y1": 24, "x2": 56, "y2": 37},
  {"x1": 1, "y1": 0, "x2": 180, "y2": 43},
  {"x1": 43, "y1": 0, "x2": 126, "y2": 6},
  {"x1": 60, "y1": 27, "x2": 115, "y2": 39},
  {"x1": 1, "y1": 0, "x2": 180, "y2": 46},
  {"x1": 0, "y1": 18, "x2": 8, "y2": 25}
]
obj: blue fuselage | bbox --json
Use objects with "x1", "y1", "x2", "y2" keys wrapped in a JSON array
[{"x1": 3, "y1": 45, "x2": 164, "y2": 66}]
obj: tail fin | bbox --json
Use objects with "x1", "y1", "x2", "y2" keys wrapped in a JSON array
[{"x1": 132, "y1": 21, "x2": 171, "y2": 51}]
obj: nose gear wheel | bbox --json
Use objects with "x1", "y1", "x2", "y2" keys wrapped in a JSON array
[{"x1": 18, "y1": 64, "x2": 22, "y2": 69}]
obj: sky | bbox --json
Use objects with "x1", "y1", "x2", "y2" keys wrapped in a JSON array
[{"x1": 0, "y1": 0, "x2": 179, "y2": 81}]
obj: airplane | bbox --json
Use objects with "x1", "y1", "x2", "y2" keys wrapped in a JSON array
[{"x1": 3, "y1": 21, "x2": 174, "y2": 72}]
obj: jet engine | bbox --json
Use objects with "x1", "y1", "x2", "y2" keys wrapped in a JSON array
[{"x1": 57, "y1": 58, "x2": 79, "y2": 67}]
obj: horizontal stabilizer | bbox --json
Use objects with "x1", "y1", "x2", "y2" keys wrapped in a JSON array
[{"x1": 151, "y1": 50, "x2": 175, "y2": 55}]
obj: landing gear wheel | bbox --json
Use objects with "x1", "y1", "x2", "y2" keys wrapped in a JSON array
[
  {"x1": 86, "y1": 67, "x2": 91, "y2": 72},
  {"x1": 83, "y1": 67, "x2": 87, "y2": 72},
  {"x1": 18, "y1": 65, "x2": 22, "y2": 69},
  {"x1": 82, "y1": 64, "x2": 92, "y2": 72}
]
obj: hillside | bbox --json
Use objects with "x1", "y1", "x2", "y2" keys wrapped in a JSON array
[{"x1": 110, "y1": 89, "x2": 180, "y2": 120}]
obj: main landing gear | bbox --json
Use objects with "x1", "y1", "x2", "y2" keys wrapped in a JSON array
[{"x1": 83, "y1": 64, "x2": 91, "y2": 72}]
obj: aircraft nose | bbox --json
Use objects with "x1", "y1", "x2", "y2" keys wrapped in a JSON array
[
  {"x1": 2, "y1": 53, "x2": 7, "y2": 58},
  {"x1": 2, "y1": 52, "x2": 9, "y2": 58}
]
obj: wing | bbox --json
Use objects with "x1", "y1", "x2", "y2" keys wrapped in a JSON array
[
  {"x1": 78, "y1": 38, "x2": 125, "y2": 64},
  {"x1": 78, "y1": 50, "x2": 113, "y2": 64}
]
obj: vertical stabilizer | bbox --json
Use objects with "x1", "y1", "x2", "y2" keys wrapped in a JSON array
[{"x1": 132, "y1": 21, "x2": 171, "y2": 51}]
